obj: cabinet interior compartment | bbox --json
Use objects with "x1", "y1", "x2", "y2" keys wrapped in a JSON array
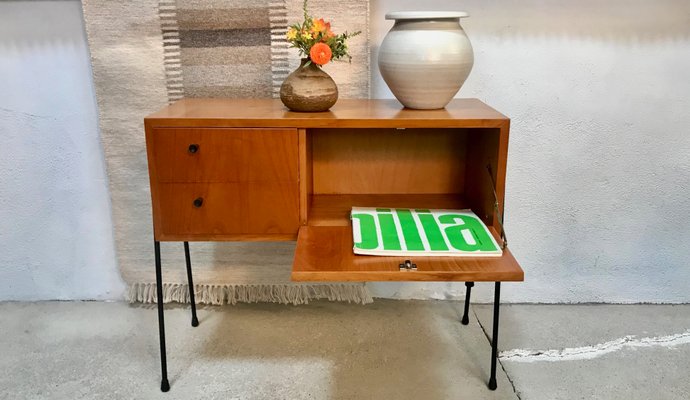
[
  {"x1": 299, "y1": 127, "x2": 502, "y2": 229},
  {"x1": 291, "y1": 126, "x2": 520, "y2": 282}
]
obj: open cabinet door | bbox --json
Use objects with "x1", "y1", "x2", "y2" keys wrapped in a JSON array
[{"x1": 291, "y1": 226, "x2": 523, "y2": 282}]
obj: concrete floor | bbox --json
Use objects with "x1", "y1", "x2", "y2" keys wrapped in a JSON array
[{"x1": 0, "y1": 301, "x2": 688, "y2": 400}]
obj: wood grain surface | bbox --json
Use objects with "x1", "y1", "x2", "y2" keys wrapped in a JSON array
[
  {"x1": 311, "y1": 128, "x2": 467, "y2": 194},
  {"x1": 156, "y1": 182, "x2": 299, "y2": 238},
  {"x1": 146, "y1": 127, "x2": 300, "y2": 240},
  {"x1": 151, "y1": 128, "x2": 298, "y2": 182},
  {"x1": 145, "y1": 98, "x2": 509, "y2": 129},
  {"x1": 298, "y1": 128, "x2": 313, "y2": 225},
  {"x1": 291, "y1": 226, "x2": 523, "y2": 282}
]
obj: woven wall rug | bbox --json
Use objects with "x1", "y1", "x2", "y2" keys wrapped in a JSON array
[{"x1": 81, "y1": 0, "x2": 372, "y2": 305}]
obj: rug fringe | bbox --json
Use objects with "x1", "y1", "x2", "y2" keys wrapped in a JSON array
[{"x1": 127, "y1": 282, "x2": 373, "y2": 305}]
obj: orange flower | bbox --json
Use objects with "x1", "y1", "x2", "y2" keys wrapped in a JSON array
[
  {"x1": 323, "y1": 27, "x2": 335, "y2": 39},
  {"x1": 312, "y1": 18, "x2": 328, "y2": 33},
  {"x1": 309, "y1": 42, "x2": 332, "y2": 66}
]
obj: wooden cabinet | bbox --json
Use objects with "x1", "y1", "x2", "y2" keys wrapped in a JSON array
[
  {"x1": 144, "y1": 98, "x2": 523, "y2": 392},
  {"x1": 144, "y1": 99, "x2": 523, "y2": 282}
]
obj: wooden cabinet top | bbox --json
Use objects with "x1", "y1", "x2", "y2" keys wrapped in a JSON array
[{"x1": 145, "y1": 98, "x2": 509, "y2": 129}]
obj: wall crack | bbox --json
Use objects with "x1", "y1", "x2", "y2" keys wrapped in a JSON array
[
  {"x1": 0, "y1": 107, "x2": 53, "y2": 119},
  {"x1": 500, "y1": 330, "x2": 690, "y2": 363}
]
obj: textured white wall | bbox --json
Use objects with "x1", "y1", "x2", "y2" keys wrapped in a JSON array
[
  {"x1": 368, "y1": 0, "x2": 690, "y2": 302},
  {"x1": 0, "y1": 1, "x2": 125, "y2": 300},
  {"x1": 1, "y1": 0, "x2": 688, "y2": 303}
]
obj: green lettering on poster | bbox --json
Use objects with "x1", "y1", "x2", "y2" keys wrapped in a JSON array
[
  {"x1": 377, "y1": 210, "x2": 402, "y2": 250},
  {"x1": 437, "y1": 214, "x2": 499, "y2": 252},
  {"x1": 395, "y1": 209, "x2": 424, "y2": 251},
  {"x1": 416, "y1": 210, "x2": 449, "y2": 251},
  {"x1": 351, "y1": 213, "x2": 378, "y2": 250}
]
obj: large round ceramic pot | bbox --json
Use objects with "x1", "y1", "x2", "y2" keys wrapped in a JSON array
[
  {"x1": 280, "y1": 58, "x2": 338, "y2": 112},
  {"x1": 378, "y1": 11, "x2": 474, "y2": 110}
]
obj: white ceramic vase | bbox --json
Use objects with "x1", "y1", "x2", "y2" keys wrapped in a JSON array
[{"x1": 378, "y1": 11, "x2": 474, "y2": 109}]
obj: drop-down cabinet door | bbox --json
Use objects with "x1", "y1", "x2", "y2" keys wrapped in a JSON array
[{"x1": 291, "y1": 225, "x2": 523, "y2": 282}]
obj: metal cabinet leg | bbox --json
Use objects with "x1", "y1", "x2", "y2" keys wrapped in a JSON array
[
  {"x1": 461, "y1": 282, "x2": 474, "y2": 325},
  {"x1": 155, "y1": 241, "x2": 170, "y2": 392},
  {"x1": 183, "y1": 242, "x2": 199, "y2": 327},
  {"x1": 488, "y1": 282, "x2": 501, "y2": 390}
]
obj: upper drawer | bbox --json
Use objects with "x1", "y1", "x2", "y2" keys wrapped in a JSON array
[{"x1": 148, "y1": 128, "x2": 299, "y2": 183}]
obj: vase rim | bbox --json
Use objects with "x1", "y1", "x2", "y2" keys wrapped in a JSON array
[{"x1": 385, "y1": 11, "x2": 469, "y2": 20}]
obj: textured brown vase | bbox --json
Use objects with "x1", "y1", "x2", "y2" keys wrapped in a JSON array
[{"x1": 280, "y1": 58, "x2": 338, "y2": 112}]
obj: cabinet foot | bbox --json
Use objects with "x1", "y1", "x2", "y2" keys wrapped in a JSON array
[{"x1": 161, "y1": 378, "x2": 170, "y2": 392}]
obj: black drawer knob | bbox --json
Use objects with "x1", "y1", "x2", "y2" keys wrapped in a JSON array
[
  {"x1": 193, "y1": 197, "x2": 203, "y2": 208},
  {"x1": 188, "y1": 144, "x2": 199, "y2": 154}
]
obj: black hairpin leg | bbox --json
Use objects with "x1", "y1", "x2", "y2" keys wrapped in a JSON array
[
  {"x1": 488, "y1": 282, "x2": 501, "y2": 390},
  {"x1": 183, "y1": 242, "x2": 199, "y2": 327},
  {"x1": 461, "y1": 281, "x2": 474, "y2": 325},
  {"x1": 154, "y1": 241, "x2": 170, "y2": 392}
]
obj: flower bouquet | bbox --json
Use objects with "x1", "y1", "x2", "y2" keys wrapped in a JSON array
[{"x1": 279, "y1": 1, "x2": 361, "y2": 112}]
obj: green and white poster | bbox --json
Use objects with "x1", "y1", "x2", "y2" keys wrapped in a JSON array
[{"x1": 351, "y1": 207, "x2": 502, "y2": 257}]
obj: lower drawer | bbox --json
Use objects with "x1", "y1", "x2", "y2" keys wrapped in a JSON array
[{"x1": 155, "y1": 182, "x2": 300, "y2": 239}]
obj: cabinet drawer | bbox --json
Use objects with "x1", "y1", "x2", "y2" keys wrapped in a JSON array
[
  {"x1": 156, "y1": 182, "x2": 300, "y2": 237},
  {"x1": 150, "y1": 128, "x2": 298, "y2": 183}
]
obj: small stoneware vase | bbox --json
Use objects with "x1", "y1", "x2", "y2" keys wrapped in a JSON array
[
  {"x1": 378, "y1": 11, "x2": 474, "y2": 109},
  {"x1": 280, "y1": 58, "x2": 338, "y2": 112}
]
